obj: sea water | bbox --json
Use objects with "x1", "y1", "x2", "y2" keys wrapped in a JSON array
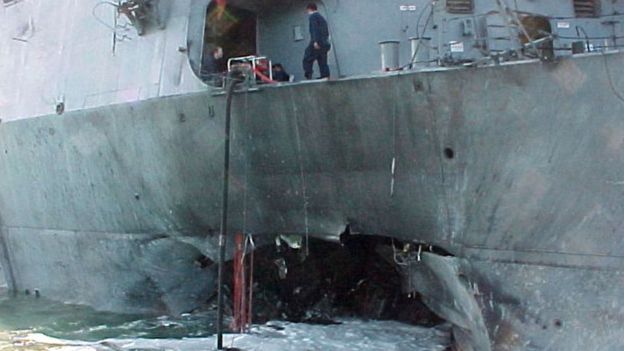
[{"x1": 0, "y1": 293, "x2": 450, "y2": 350}]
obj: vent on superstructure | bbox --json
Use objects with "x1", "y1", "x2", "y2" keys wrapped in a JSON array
[
  {"x1": 573, "y1": 0, "x2": 600, "y2": 18},
  {"x1": 447, "y1": 0, "x2": 474, "y2": 14}
]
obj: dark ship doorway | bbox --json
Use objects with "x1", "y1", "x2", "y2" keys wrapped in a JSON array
[{"x1": 204, "y1": 1, "x2": 257, "y2": 73}]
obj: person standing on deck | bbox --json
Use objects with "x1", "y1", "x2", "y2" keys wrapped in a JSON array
[{"x1": 303, "y1": 3, "x2": 331, "y2": 79}]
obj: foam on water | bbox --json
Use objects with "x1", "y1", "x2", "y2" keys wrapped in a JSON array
[
  {"x1": 0, "y1": 295, "x2": 217, "y2": 341},
  {"x1": 11, "y1": 320, "x2": 451, "y2": 351},
  {"x1": 0, "y1": 294, "x2": 451, "y2": 350}
]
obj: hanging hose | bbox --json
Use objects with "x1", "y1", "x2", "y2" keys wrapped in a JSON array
[{"x1": 216, "y1": 74, "x2": 243, "y2": 350}]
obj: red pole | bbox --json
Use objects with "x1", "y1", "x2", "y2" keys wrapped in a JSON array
[
  {"x1": 231, "y1": 233, "x2": 255, "y2": 333},
  {"x1": 247, "y1": 247, "x2": 254, "y2": 330},
  {"x1": 231, "y1": 233, "x2": 244, "y2": 332}
]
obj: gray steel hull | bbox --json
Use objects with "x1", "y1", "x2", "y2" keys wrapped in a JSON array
[{"x1": 2, "y1": 52, "x2": 624, "y2": 347}]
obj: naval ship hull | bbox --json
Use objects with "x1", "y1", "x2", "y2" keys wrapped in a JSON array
[{"x1": 1, "y1": 51, "x2": 624, "y2": 349}]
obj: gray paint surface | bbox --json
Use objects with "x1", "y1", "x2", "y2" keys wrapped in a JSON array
[
  {"x1": 0, "y1": 225, "x2": 15, "y2": 292},
  {"x1": 0, "y1": 265, "x2": 5, "y2": 289},
  {"x1": 0, "y1": 0, "x2": 205, "y2": 122},
  {"x1": 404, "y1": 253, "x2": 491, "y2": 351},
  {"x1": 2, "y1": 51, "x2": 624, "y2": 347},
  {"x1": 403, "y1": 251, "x2": 624, "y2": 350},
  {"x1": 3, "y1": 0, "x2": 624, "y2": 348}
]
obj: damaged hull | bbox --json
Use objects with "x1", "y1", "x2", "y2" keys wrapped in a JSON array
[{"x1": 1, "y1": 52, "x2": 624, "y2": 348}]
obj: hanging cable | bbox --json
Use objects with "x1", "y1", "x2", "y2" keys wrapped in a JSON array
[
  {"x1": 602, "y1": 53, "x2": 624, "y2": 104},
  {"x1": 216, "y1": 73, "x2": 243, "y2": 351},
  {"x1": 92, "y1": 1, "x2": 121, "y2": 32},
  {"x1": 92, "y1": 0, "x2": 133, "y2": 51}
]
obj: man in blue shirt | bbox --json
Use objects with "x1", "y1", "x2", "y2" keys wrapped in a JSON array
[{"x1": 303, "y1": 3, "x2": 331, "y2": 79}]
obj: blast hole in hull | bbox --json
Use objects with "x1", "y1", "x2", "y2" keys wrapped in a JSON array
[{"x1": 223, "y1": 235, "x2": 444, "y2": 327}]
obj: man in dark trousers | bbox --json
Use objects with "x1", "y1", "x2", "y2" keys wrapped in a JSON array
[{"x1": 303, "y1": 3, "x2": 331, "y2": 79}]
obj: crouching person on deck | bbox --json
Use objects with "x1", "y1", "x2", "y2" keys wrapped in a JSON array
[{"x1": 272, "y1": 63, "x2": 291, "y2": 82}]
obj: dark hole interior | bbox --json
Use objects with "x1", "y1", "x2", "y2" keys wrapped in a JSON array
[{"x1": 223, "y1": 235, "x2": 443, "y2": 327}]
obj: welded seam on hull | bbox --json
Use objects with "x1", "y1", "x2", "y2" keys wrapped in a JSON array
[
  {"x1": 390, "y1": 73, "x2": 400, "y2": 197},
  {"x1": 461, "y1": 245, "x2": 624, "y2": 270},
  {"x1": 241, "y1": 88, "x2": 250, "y2": 232},
  {"x1": 0, "y1": 224, "x2": 172, "y2": 237},
  {"x1": 288, "y1": 88, "x2": 311, "y2": 255},
  {"x1": 423, "y1": 75, "x2": 454, "y2": 242}
]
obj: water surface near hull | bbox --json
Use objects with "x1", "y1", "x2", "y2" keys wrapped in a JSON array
[{"x1": 0, "y1": 296, "x2": 206, "y2": 340}]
